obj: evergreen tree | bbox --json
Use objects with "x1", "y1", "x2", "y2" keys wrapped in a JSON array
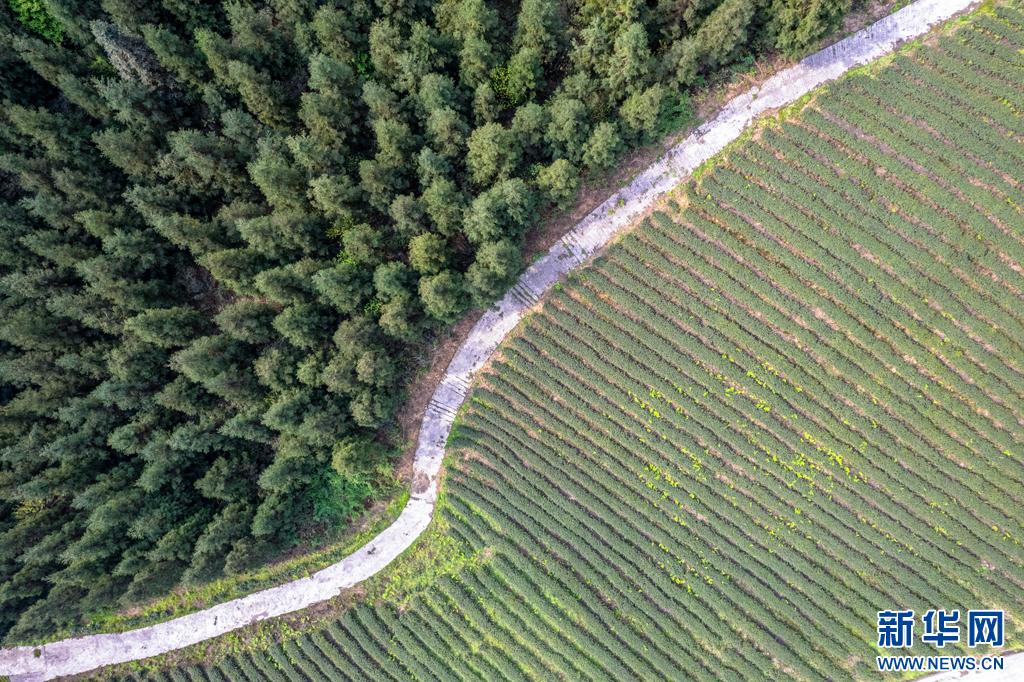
[
  {"x1": 466, "y1": 239, "x2": 519, "y2": 306},
  {"x1": 367, "y1": 18, "x2": 404, "y2": 81},
  {"x1": 331, "y1": 434, "x2": 384, "y2": 476},
  {"x1": 506, "y1": 46, "x2": 544, "y2": 103},
  {"x1": 606, "y1": 22, "x2": 654, "y2": 95},
  {"x1": 697, "y1": 0, "x2": 755, "y2": 68},
  {"x1": 770, "y1": 0, "x2": 850, "y2": 56},
  {"x1": 377, "y1": 293, "x2": 421, "y2": 341},
  {"x1": 511, "y1": 102, "x2": 549, "y2": 160},
  {"x1": 463, "y1": 178, "x2": 535, "y2": 244},
  {"x1": 227, "y1": 61, "x2": 296, "y2": 129},
  {"x1": 362, "y1": 80, "x2": 403, "y2": 122},
  {"x1": 273, "y1": 303, "x2": 335, "y2": 349},
  {"x1": 416, "y1": 147, "x2": 452, "y2": 185},
  {"x1": 236, "y1": 210, "x2": 329, "y2": 260},
  {"x1": 254, "y1": 259, "x2": 330, "y2": 305},
  {"x1": 215, "y1": 301, "x2": 279, "y2": 344},
  {"x1": 660, "y1": 36, "x2": 700, "y2": 88},
  {"x1": 546, "y1": 97, "x2": 590, "y2": 164},
  {"x1": 246, "y1": 139, "x2": 308, "y2": 211},
  {"x1": 310, "y1": 3, "x2": 370, "y2": 62},
  {"x1": 201, "y1": 248, "x2": 269, "y2": 296},
  {"x1": 513, "y1": 0, "x2": 564, "y2": 62},
  {"x1": 373, "y1": 261, "x2": 416, "y2": 300},
  {"x1": 570, "y1": 18, "x2": 611, "y2": 79},
  {"x1": 419, "y1": 270, "x2": 468, "y2": 324},
  {"x1": 619, "y1": 83, "x2": 666, "y2": 145},
  {"x1": 408, "y1": 233, "x2": 448, "y2": 274},
  {"x1": 582, "y1": 120, "x2": 624, "y2": 173},
  {"x1": 421, "y1": 177, "x2": 468, "y2": 237},
  {"x1": 312, "y1": 262, "x2": 374, "y2": 316},
  {"x1": 299, "y1": 53, "x2": 360, "y2": 151},
  {"x1": 140, "y1": 24, "x2": 211, "y2": 92},
  {"x1": 536, "y1": 158, "x2": 580, "y2": 210},
  {"x1": 389, "y1": 194, "x2": 427, "y2": 239},
  {"x1": 463, "y1": 187, "x2": 505, "y2": 244},
  {"x1": 171, "y1": 335, "x2": 261, "y2": 405},
  {"x1": 472, "y1": 81, "x2": 499, "y2": 125},
  {"x1": 408, "y1": 20, "x2": 451, "y2": 72},
  {"x1": 466, "y1": 123, "x2": 521, "y2": 187},
  {"x1": 425, "y1": 106, "x2": 469, "y2": 158},
  {"x1": 341, "y1": 223, "x2": 384, "y2": 265},
  {"x1": 124, "y1": 308, "x2": 207, "y2": 348},
  {"x1": 417, "y1": 73, "x2": 461, "y2": 116}
]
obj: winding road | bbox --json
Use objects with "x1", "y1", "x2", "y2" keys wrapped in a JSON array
[{"x1": 0, "y1": 0, "x2": 1012, "y2": 678}]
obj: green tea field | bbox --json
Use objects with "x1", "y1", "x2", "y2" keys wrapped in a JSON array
[{"x1": 106, "y1": 6, "x2": 1024, "y2": 681}]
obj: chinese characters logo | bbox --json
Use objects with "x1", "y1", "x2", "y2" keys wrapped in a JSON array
[{"x1": 877, "y1": 609, "x2": 1004, "y2": 648}]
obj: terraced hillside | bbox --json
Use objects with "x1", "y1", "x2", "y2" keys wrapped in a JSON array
[{"x1": 102, "y1": 6, "x2": 1024, "y2": 681}]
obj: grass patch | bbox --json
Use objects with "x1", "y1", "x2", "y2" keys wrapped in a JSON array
[{"x1": 362, "y1": 502, "x2": 488, "y2": 606}]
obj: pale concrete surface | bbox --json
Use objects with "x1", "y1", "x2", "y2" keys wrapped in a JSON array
[{"x1": 0, "y1": 0, "x2": 981, "y2": 677}]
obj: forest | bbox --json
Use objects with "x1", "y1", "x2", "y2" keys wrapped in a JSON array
[{"x1": 0, "y1": 0, "x2": 850, "y2": 644}]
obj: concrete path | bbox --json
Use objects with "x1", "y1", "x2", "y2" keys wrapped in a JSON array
[{"x1": 0, "y1": 0, "x2": 986, "y2": 678}]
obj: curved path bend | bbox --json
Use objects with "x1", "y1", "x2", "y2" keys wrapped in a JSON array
[{"x1": 0, "y1": 0, "x2": 1002, "y2": 678}]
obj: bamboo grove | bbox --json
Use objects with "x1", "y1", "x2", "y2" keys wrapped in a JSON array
[{"x1": 111, "y1": 5, "x2": 1024, "y2": 681}]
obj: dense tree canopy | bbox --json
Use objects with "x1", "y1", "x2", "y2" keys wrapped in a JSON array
[{"x1": 0, "y1": 0, "x2": 851, "y2": 644}]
